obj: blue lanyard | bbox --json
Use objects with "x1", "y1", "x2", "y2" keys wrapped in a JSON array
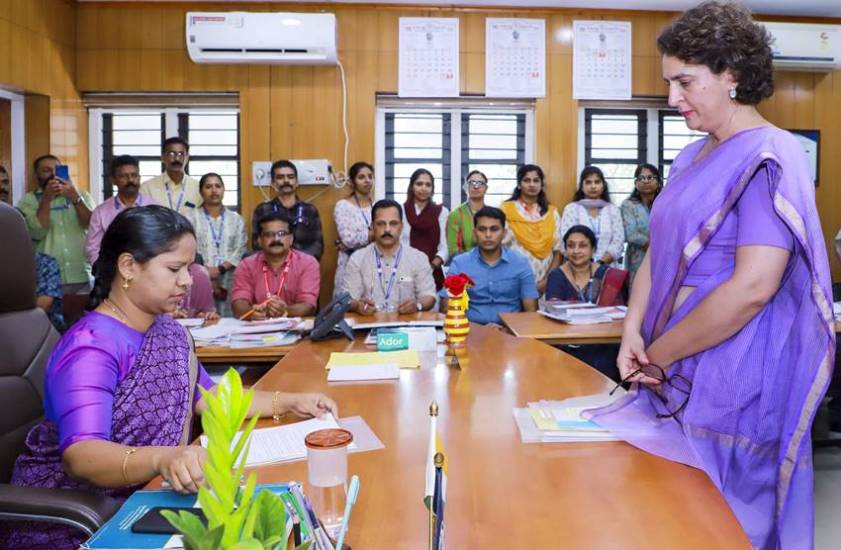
[
  {"x1": 375, "y1": 247, "x2": 403, "y2": 302},
  {"x1": 203, "y1": 207, "x2": 226, "y2": 257},
  {"x1": 272, "y1": 200, "x2": 305, "y2": 225},
  {"x1": 165, "y1": 182, "x2": 186, "y2": 211}
]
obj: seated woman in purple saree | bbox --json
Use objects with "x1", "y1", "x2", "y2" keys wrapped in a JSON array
[
  {"x1": 587, "y1": 4, "x2": 834, "y2": 549},
  {"x1": 0, "y1": 205, "x2": 339, "y2": 550}
]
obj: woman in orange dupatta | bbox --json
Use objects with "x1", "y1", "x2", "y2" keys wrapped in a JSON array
[{"x1": 500, "y1": 164, "x2": 562, "y2": 294}]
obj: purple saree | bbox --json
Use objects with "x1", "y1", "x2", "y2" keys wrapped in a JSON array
[
  {"x1": 0, "y1": 313, "x2": 204, "y2": 549},
  {"x1": 587, "y1": 127, "x2": 834, "y2": 549}
]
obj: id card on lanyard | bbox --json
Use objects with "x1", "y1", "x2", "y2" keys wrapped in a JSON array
[
  {"x1": 204, "y1": 207, "x2": 226, "y2": 264},
  {"x1": 375, "y1": 247, "x2": 402, "y2": 307},
  {"x1": 165, "y1": 182, "x2": 186, "y2": 212},
  {"x1": 263, "y1": 252, "x2": 293, "y2": 301}
]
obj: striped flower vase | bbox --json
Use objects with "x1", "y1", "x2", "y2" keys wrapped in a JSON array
[{"x1": 444, "y1": 291, "x2": 470, "y2": 351}]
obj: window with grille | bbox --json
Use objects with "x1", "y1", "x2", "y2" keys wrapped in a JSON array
[
  {"x1": 91, "y1": 108, "x2": 241, "y2": 209},
  {"x1": 378, "y1": 104, "x2": 532, "y2": 212},
  {"x1": 583, "y1": 109, "x2": 647, "y2": 206},
  {"x1": 581, "y1": 106, "x2": 707, "y2": 203},
  {"x1": 659, "y1": 110, "x2": 706, "y2": 180}
]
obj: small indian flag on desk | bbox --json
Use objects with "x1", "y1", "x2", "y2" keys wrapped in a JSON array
[{"x1": 425, "y1": 401, "x2": 447, "y2": 550}]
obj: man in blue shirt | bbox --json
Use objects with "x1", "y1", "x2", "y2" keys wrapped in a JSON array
[{"x1": 440, "y1": 206, "x2": 538, "y2": 324}]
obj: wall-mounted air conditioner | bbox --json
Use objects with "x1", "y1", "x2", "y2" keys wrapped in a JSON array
[
  {"x1": 186, "y1": 12, "x2": 337, "y2": 65},
  {"x1": 764, "y1": 22, "x2": 841, "y2": 72}
]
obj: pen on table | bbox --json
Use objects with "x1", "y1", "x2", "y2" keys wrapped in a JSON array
[{"x1": 335, "y1": 475, "x2": 360, "y2": 550}]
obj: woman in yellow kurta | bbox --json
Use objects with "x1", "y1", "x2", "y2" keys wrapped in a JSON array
[{"x1": 500, "y1": 164, "x2": 562, "y2": 294}]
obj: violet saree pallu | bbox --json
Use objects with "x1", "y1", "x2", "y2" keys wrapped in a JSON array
[
  {"x1": 586, "y1": 127, "x2": 834, "y2": 550},
  {"x1": 0, "y1": 315, "x2": 195, "y2": 549}
]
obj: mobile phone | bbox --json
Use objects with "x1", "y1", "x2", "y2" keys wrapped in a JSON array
[
  {"x1": 55, "y1": 164, "x2": 70, "y2": 181},
  {"x1": 131, "y1": 506, "x2": 207, "y2": 534}
]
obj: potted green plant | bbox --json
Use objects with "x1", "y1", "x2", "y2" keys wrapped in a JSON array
[{"x1": 163, "y1": 369, "x2": 311, "y2": 550}]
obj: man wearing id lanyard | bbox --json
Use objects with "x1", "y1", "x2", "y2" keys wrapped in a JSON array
[
  {"x1": 230, "y1": 211, "x2": 320, "y2": 320},
  {"x1": 251, "y1": 160, "x2": 324, "y2": 260},
  {"x1": 86, "y1": 155, "x2": 158, "y2": 265},
  {"x1": 344, "y1": 199, "x2": 436, "y2": 315},
  {"x1": 140, "y1": 137, "x2": 201, "y2": 218},
  {"x1": 17, "y1": 154, "x2": 95, "y2": 293}
]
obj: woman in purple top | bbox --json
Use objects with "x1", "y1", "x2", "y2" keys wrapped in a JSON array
[
  {"x1": 587, "y1": 3, "x2": 833, "y2": 549},
  {"x1": 0, "y1": 205, "x2": 338, "y2": 549}
]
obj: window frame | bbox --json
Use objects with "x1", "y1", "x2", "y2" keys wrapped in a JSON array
[
  {"x1": 375, "y1": 103, "x2": 535, "y2": 211},
  {"x1": 88, "y1": 106, "x2": 241, "y2": 209}
]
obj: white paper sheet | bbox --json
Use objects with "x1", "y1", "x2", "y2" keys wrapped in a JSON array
[
  {"x1": 201, "y1": 415, "x2": 358, "y2": 468},
  {"x1": 573, "y1": 20, "x2": 632, "y2": 100},
  {"x1": 399, "y1": 17, "x2": 460, "y2": 97},
  {"x1": 485, "y1": 18, "x2": 546, "y2": 98},
  {"x1": 327, "y1": 364, "x2": 400, "y2": 382}
]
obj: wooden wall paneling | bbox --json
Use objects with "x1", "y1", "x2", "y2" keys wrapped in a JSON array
[
  {"x1": 0, "y1": 98, "x2": 12, "y2": 178},
  {"x1": 813, "y1": 71, "x2": 841, "y2": 277},
  {"x1": 240, "y1": 65, "x2": 271, "y2": 218},
  {"x1": 0, "y1": 18, "x2": 10, "y2": 81},
  {"x1": 24, "y1": 93, "x2": 51, "y2": 191}
]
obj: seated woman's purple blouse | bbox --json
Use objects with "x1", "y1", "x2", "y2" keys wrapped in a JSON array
[
  {"x1": 682, "y1": 169, "x2": 794, "y2": 286},
  {"x1": 44, "y1": 311, "x2": 215, "y2": 453}
]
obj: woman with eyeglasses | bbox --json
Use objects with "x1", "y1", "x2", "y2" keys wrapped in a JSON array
[
  {"x1": 500, "y1": 164, "x2": 563, "y2": 294},
  {"x1": 333, "y1": 161, "x2": 375, "y2": 296},
  {"x1": 445, "y1": 170, "x2": 488, "y2": 258},
  {"x1": 621, "y1": 164, "x2": 662, "y2": 281},
  {"x1": 559, "y1": 166, "x2": 625, "y2": 267},
  {"x1": 586, "y1": 3, "x2": 832, "y2": 547}
]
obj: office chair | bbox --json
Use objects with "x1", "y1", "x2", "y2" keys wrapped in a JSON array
[{"x1": 0, "y1": 202, "x2": 120, "y2": 537}]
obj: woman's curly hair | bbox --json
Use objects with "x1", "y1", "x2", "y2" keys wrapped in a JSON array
[{"x1": 657, "y1": 1, "x2": 774, "y2": 105}]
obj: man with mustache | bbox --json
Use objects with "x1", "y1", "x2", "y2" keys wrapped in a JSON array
[
  {"x1": 86, "y1": 155, "x2": 157, "y2": 264},
  {"x1": 231, "y1": 211, "x2": 320, "y2": 320},
  {"x1": 140, "y1": 137, "x2": 202, "y2": 218},
  {"x1": 17, "y1": 154, "x2": 95, "y2": 292},
  {"x1": 345, "y1": 199, "x2": 436, "y2": 315},
  {"x1": 251, "y1": 159, "x2": 324, "y2": 260}
]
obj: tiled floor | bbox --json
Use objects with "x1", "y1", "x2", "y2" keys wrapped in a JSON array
[{"x1": 815, "y1": 446, "x2": 841, "y2": 549}]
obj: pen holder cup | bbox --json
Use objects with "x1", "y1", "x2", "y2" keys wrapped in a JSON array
[{"x1": 305, "y1": 428, "x2": 354, "y2": 537}]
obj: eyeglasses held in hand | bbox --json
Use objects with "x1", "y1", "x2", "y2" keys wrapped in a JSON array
[
  {"x1": 261, "y1": 229, "x2": 292, "y2": 239},
  {"x1": 635, "y1": 175, "x2": 657, "y2": 182},
  {"x1": 609, "y1": 363, "x2": 692, "y2": 420}
]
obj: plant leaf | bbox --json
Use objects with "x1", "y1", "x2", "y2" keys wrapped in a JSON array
[
  {"x1": 252, "y1": 489, "x2": 287, "y2": 543},
  {"x1": 228, "y1": 539, "x2": 263, "y2": 550}
]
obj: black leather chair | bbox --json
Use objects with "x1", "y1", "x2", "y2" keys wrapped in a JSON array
[{"x1": 0, "y1": 203, "x2": 121, "y2": 537}]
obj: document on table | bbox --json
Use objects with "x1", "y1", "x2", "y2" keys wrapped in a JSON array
[
  {"x1": 200, "y1": 415, "x2": 358, "y2": 467},
  {"x1": 325, "y1": 350, "x2": 420, "y2": 370},
  {"x1": 327, "y1": 363, "x2": 400, "y2": 382}
]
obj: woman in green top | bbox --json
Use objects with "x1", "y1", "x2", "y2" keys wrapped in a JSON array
[{"x1": 446, "y1": 170, "x2": 487, "y2": 258}]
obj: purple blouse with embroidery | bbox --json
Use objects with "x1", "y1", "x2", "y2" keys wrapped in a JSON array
[{"x1": 44, "y1": 311, "x2": 215, "y2": 452}]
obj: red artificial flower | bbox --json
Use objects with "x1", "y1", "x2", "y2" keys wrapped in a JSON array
[{"x1": 443, "y1": 273, "x2": 475, "y2": 296}]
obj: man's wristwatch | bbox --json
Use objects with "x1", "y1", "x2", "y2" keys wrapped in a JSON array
[
  {"x1": 416, "y1": 301, "x2": 423, "y2": 312},
  {"x1": 71, "y1": 196, "x2": 83, "y2": 205}
]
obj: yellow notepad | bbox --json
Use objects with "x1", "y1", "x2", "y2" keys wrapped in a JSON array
[{"x1": 325, "y1": 350, "x2": 421, "y2": 370}]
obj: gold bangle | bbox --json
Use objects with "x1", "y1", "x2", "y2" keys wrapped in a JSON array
[
  {"x1": 122, "y1": 447, "x2": 137, "y2": 486},
  {"x1": 272, "y1": 391, "x2": 282, "y2": 423}
]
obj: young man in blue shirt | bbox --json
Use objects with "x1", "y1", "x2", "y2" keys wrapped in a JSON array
[{"x1": 440, "y1": 206, "x2": 538, "y2": 325}]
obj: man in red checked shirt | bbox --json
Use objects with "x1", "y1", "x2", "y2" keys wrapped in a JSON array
[{"x1": 231, "y1": 211, "x2": 320, "y2": 320}]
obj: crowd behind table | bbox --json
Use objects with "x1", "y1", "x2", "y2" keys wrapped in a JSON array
[{"x1": 0, "y1": 3, "x2": 836, "y2": 548}]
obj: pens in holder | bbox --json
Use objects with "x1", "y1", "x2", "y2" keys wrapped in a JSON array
[{"x1": 302, "y1": 495, "x2": 335, "y2": 550}]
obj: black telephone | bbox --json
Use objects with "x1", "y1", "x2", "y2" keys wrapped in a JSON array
[{"x1": 310, "y1": 291, "x2": 354, "y2": 341}]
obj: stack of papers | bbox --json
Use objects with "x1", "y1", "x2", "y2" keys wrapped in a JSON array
[
  {"x1": 513, "y1": 392, "x2": 623, "y2": 443},
  {"x1": 327, "y1": 363, "x2": 401, "y2": 382},
  {"x1": 325, "y1": 350, "x2": 421, "y2": 370},
  {"x1": 539, "y1": 304, "x2": 626, "y2": 325},
  {"x1": 190, "y1": 317, "x2": 305, "y2": 348},
  {"x1": 200, "y1": 415, "x2": 362, "y2": 467}
]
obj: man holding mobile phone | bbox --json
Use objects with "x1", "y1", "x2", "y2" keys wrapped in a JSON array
[{"x1": 17, "y1": 154, "x2": 95, "y2": 293}]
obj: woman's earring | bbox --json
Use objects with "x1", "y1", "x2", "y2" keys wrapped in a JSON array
[
  {"x1": 729, "y1": 88, "x2": 737, "y2": 100},
  {"x1": 122, "y1": 278, "x2": 131, "y2": 290}
]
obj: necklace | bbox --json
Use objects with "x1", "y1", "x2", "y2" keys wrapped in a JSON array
[{"x1": 103, "y1": 298, "x2": 130, "y2": 324}]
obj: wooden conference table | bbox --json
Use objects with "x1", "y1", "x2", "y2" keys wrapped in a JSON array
[
  {"x1": 184, "y1": 317, "x2": 750, "y2": 549},
  {"x1": 500, "y1": 311, "x2": 624, "y2": 345}
]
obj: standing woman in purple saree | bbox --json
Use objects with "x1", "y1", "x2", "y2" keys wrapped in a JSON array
[
  {"x1": 0, "y1": 205, "x2": 339, "y2": 549},
  {"x1": 586, "y1": 2, "x2": 833, "y2": 549}
]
